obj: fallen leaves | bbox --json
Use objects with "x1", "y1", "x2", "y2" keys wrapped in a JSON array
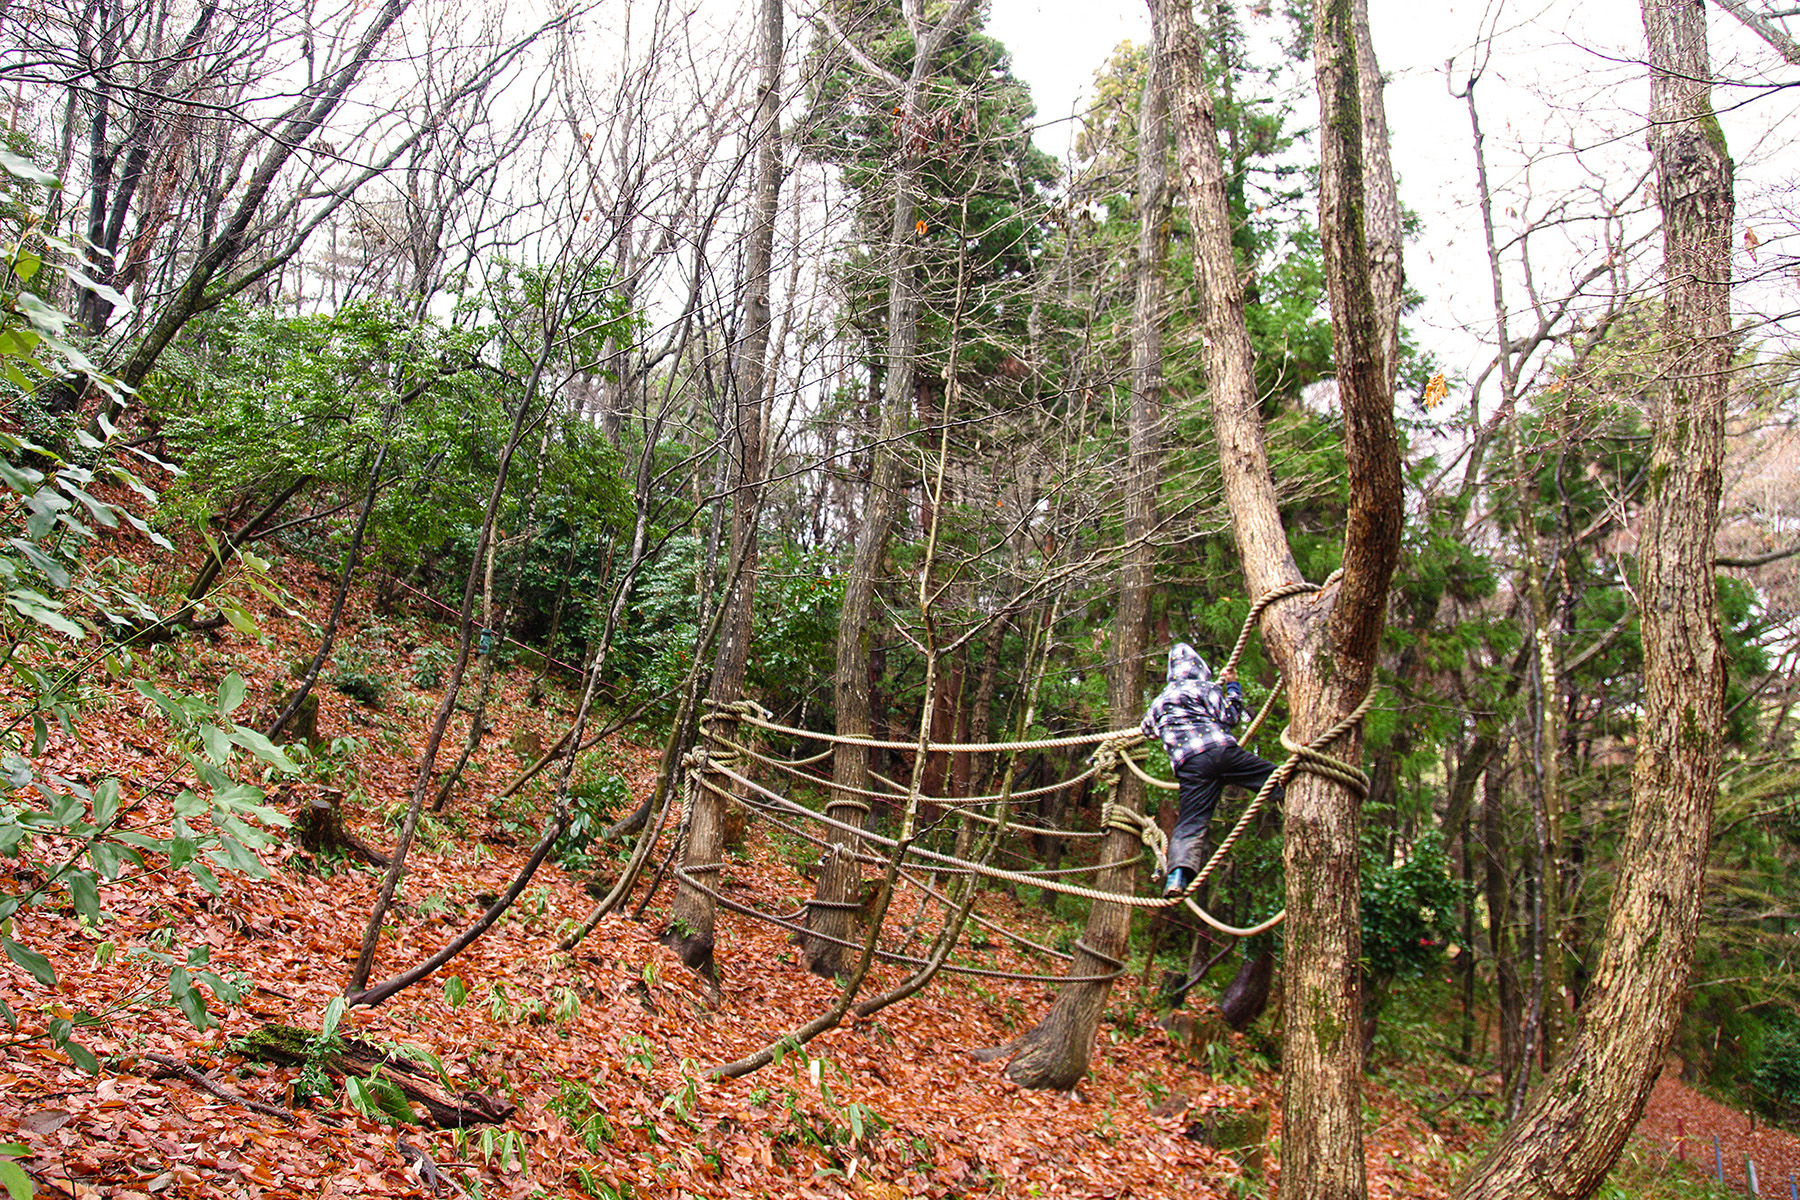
[{"x1": 0, "y1": 546, "x2": 1492, "y2": 1200}]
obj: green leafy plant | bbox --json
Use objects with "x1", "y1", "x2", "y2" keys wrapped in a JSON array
[
  {"x1": 0, "y1": 1139, "x2": 31, "y2": 1200},
  {"x1": 410, "y1": 644, "x2": 452, "y2": 689},
  {"x1": 549, "y1": 1077, "x2": 616, "y2": 1153},
  {"x1": 553, "y1": 772, "x2": 629, "y2": 870},
  {"x1": 0, "y1": 168, "x2": 298, "y2": 1060}
]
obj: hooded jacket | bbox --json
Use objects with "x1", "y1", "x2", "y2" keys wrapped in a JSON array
[{"x1": 1140, "y1": 643, "x2": 1245, "y2": 769}]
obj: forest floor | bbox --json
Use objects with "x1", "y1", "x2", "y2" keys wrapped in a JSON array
[
  {"x1": 1637, "y1": 1073, "x2": 1800, "y2": 1195},
  {"x1": 1, "y1": 536, "x2": 1709, "y2": 1199}
]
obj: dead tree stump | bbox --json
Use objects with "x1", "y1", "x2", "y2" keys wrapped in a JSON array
[{"x1": 294, "y1": 791, "x2": 389, "y2": 867}]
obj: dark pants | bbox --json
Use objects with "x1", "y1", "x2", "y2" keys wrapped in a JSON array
[{"x1": 1168, "y1": 743, "x2": 1283, "y2": 875}]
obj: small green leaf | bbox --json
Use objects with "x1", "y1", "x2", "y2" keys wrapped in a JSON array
[
  {"x1": 217, "y1": 673, "x2": 247, "y2": 716},
  {"x1": 8, "y1": 537, "x2": 70, "y2": 588},
  {"x1": 0, "y1": 1156, "x2": 33, "y2": 1200},
  {"x1": 6, "y1": 594, "x2": 82, "y2": 638},
  {"x1": 227, "y1": 726, "x2": 298, "y2": 774},
  {"x1": 1, "y1": 936, "x2": 55, "y2": 986},
  {"x1": 200, "y1": 724, "x2": 231, "y2": 766},
  {"x1": 321, "y1": 995, "x2": 346, "y2": 1041},
  {"x1": 132, "y1": 680, "x2": 188, "y2": 727},
  {"x1": 63, "y1": 1040, "x2": 99, "y2": 1074},
  {"x1": 0, "y1": 457, "x2": 42, "y2": 492},
  {"x1": 215, "y1": 834, "x2": 268, "y2": 879},
  {"x1": 93, "y1": 778, "x2": 119, "y2": 826},
  {"x1": 15, "y1": 292, "x2": 69, "y2": 337},
  {"x1": 168, "y1": 964, "x2": 213, "y2": 1029},
  {"x1": 345, "y1": 1076, "x2": 377, "y2": 1120},
  {"x1": 63, "y1": 268, "x2": 132, "y2": 317},
  {"x1": 188, "y1": 859, "x2": 222, "y2": 896},
  {"x1": 0, "y1": 148, "x2": 60, "y2": 186},
  {"x1": 444, "y1": 975, "x2": 468, "y2": 1008},
  {"x1": 219, "y1": 602, "x2": 258, "y2": 635},
  {"x1": 10, "y1": 249, "x2": 41, "y2": 282},
  {"x1": 66, "y1": 871, "x2": 99, "y2": 923}
]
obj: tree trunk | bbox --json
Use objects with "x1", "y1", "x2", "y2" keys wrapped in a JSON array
[
  {"x1": 811, "y1": 0, "x2": 983, "y2": 975},
  {"x1": 1005, "y1": 16, "x2": 1167, "y2": 1088},
  {"x1": 1452, "y1": 0, "x2": 1731, "y2": 1193},
  {"x1": 346, "y1": 344, "x2": 554, "y2": 992},
  {"x1": 267, "y1": 449, "x2": 385, "y2": 740},
  {"x1": 669, "y1": 0, "x2": 783, "y2": 977},
  {"x1": 1158, "y1": 0, "x2": 1405, "y2": 1191}
]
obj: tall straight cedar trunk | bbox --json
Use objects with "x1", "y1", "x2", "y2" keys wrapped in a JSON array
[
  {"x1": 1453, "y1": 1, "x2": 1732, "y2": 1195},
  {"x1": 1006, "y1": 20, "x2": 1169, "y2": 1087},
  {"x1": 810, "y1": 0, "x2": 982, "y2": 976},
  {"x1": 667, "y1": 0, "x2": 783, "y2": 979},
  {"x1": 1157, "y1": 0, "x2": 1405, "y2": 1193}
]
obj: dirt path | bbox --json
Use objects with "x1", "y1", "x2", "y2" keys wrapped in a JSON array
[{"x1": 1635, "y1": 1073, "x2": 1800, "y2": 1195}]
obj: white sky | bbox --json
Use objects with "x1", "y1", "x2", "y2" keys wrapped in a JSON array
[{"x1": 985, "y1": 0, "x2": 1799, "y2": 407}]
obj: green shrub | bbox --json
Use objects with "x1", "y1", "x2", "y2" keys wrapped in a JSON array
[
  {"x1": 1753, "y1": 1024, "x2": 1800, "y2": 1122},
  {"x1": 332, "y1": 672, "x2": 386, "y2": 706},
  {"x1": 411, "y1": 644, "x2": 452, "y2": 689},
  {"x1": 554, "y1": 773, "x2": 630, "y2": 869}
]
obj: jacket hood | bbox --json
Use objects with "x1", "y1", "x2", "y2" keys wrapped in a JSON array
[{"x1": 1166, "y1": 643, "x2": 1211, "y2": 685}]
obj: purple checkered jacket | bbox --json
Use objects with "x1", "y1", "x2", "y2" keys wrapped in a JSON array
[{"x1": 1140, "y1": 643, "x2": 1245, "y2": 769}]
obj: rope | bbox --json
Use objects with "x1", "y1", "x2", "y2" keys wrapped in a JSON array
[
  {"x1": 702, "y1": 758, "x2": 1188, "y2": 908},
  {"x1": 694, "y1": 771, "x2": 1139, "y2": 880},
  {"x1": 731, "y1": 706, "x2": 1135, "y2": 755},
  {"x1": 671, "y1": 865, "x2": 1122, "y2": 984},
  {"x1": 684, "y1": 569, "x2": 1377, "y2": 953}
]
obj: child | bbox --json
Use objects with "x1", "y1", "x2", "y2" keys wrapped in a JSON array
[{"x1": 1141, "y1": 643, "x2": 1284, "y2": 898}]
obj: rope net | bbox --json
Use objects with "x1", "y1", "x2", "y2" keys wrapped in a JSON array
[{"x1": 675, "y1": 574, "x2": 1374, "y2": 987}]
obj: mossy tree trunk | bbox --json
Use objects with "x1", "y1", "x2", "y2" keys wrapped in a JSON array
[
  {"x1": 1156, "y1": 0, "x2": 1406, "y2": 1193},
  {"x1": 1453, "y1": 1, "x2": 1732, "y2": 1194}
]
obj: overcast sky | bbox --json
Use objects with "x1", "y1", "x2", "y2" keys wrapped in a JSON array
[{"x1": 983, "y1": 0, "x2": 1797, "y2": 408}]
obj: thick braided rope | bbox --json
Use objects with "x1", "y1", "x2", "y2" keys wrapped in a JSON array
[
  {"x1": 702, "y1": 758, "x2": 1194, "y2": 907},
  {"x1": 692, "y1": 767, "x2": 1142, "y2": 880},
  {"x1": 731, "y1": 706, "x2": 1134, "y2": 755},
  {"x1": 1168, "y1": 686, "x2": 1379, "y2": 942},
  {"x1": 703, "y1": 776, "x2": 1134, "y2": 886},
  {"x1": 671, "y1": 863, "x2": 1121, "y2": 984},
  {"x1": 717, "y1": 734, "x2": 1109, "y2": 836}
]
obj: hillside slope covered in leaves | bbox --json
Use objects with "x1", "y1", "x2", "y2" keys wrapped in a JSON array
[{"x1": 0, "y1": 529, "x2": 1490, "y2": 1199}]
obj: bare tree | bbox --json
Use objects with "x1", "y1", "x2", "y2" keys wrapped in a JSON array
[
  {"x1": 667, "y1": 0, "x2": 786, "y2": 977},
  {"x1": 1003, "y1": 14, "x2": 1170, "y2": 1089},
  {"x1": 808, "y1": 0, "x2": 985, "y2": 977}
]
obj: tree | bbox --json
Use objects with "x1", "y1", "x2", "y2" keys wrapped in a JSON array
[
  {"x1": 1002, "y1": 13, "x2": 1171, "y2": 1089},
  {"x1": 667, "y1": 0, "x2": 787, "y2": 977},
  {"x1": 806, "y1": 0, "x2": 1016, "y2": 976},
  {"x1": 1453, "y1": 0, "x2": 1734, "y2": 1191},
  {"x1": 1155, "y1": 0, "x2": 1405, "y2": 1195}
]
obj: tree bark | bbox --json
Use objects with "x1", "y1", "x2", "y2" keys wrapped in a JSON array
[
  {"x1": 1157, "y1": 0, "x2": 1405, "y2": 1191},
  {"x1": 811, "y1": 0, "x2": 982, "y2": 976},
  {"x1": 1453, "y1": 0, "x2": 1732, "y2": 1193},
  {"x1": 668, "y1": 0, "x2": 783, "y2": 978},
  {"x1": 1006, "y1": 15, "x2": 1167, "y2": 1089}
]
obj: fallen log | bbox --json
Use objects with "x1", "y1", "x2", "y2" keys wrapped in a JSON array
[{"x1": 232, "y1": 1022, "x2": 513, "y2": 1128}]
